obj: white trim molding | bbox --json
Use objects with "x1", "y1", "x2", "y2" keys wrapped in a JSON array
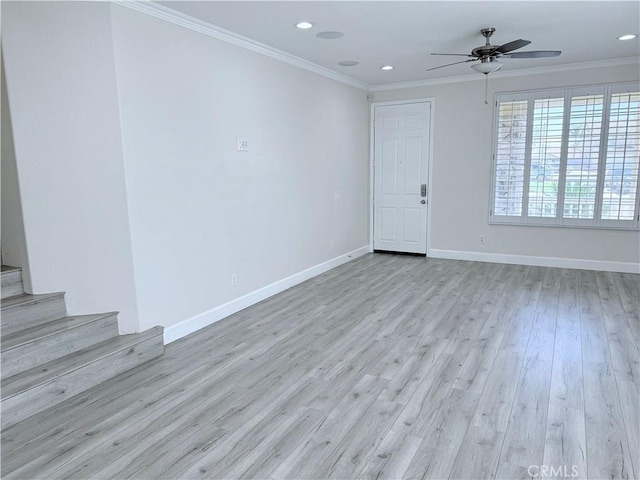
[
  {"x1": 113, "y1": 2, "x2": 638, "y2": 95},
  {"x1": 163, "y1": 246, "x2": 370, "y2": 344},
  {"x1": 113, "y1": 1, "x2": 370, "y2": 91},
  {"x1": 369, "y1": 57, "x2": 640, "y2": 92},
  {"x1": 429, "y1": 249, "x2": 640, "y2": 274}
]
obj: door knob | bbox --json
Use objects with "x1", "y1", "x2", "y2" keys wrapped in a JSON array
[{"x1": 421, "y1": 199, "x2": 426, "y2": 204}]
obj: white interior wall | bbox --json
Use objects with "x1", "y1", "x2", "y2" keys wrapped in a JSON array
[
  {"x1": 372, "y1": 63, "x2": 640, "y2": 268},
  {"x1": 3, "y1": 1, "x2": 636, "y2": 340},
  {"x1": 1, "y1": 54, "x2": 32, "y2": 289},
  {"x1": 110, "y1": 5, "x2": 370, "y2": 332},
  {"x1": 1, "y1": 2, "x2": 141, "y2": 332},
  {"x1": 1, "y1": 1, "x2": 370, "y2": 338}
]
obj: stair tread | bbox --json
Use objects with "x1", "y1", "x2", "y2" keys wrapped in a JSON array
[
  {"x1": 1, "y1": 326, "x2": 163, "y2": 399},
  {"x1": 1, "y1": 313, "x2": 118, "y2": 351},
  {"x1": 1, "y1": 265, "x2": 20, "y2": 273},
  {"x1": 1, "y1": 292, "x2": 64, "y2": 310}
]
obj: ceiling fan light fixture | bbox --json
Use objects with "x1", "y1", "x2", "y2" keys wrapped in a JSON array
[
  {"x1": 471, "y1": 59, "x2": 503, "y2": 74},
  {"x1": 618, "y1": 34, "x2": 637, "y2": 41}
]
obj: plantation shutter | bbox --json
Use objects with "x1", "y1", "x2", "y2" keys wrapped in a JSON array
[
  {"x1": 599, "y1": 85, "x2": 640, "y2": 227},
  {"x1": 492, "y1": 94, "x2": 528, "y2": 222},
  {"x1": 490, "y1": 82, "x2": 639, "y2": 230},
  {"x1": 562, "y1": 86, "x2": 605, "y2": 226}
]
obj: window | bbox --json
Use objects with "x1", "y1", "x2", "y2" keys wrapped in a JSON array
[{"x1": 491, "y1": 83, "x2": 640, "y2": 229}]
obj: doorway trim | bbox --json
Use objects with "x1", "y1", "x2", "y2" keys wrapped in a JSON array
[{"x1": 369, "y1": 98, "x2": 436, "y2": 255}]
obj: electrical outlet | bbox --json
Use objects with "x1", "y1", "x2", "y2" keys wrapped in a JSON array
[
  {"x1": 231, "y1": 274, "x2": 238, "y2": 286},
  {"x1": 236, "y1": 138, "x2": 249, "y2": 152},
  {"x1": 480, "y1": 235, "x2": 485, "y2": 244}
]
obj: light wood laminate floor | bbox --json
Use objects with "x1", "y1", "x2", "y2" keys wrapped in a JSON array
[{"x1": 2, "y1": 254, "x2": 638, "y2": 479}]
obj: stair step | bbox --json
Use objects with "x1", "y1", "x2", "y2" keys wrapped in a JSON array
[
  {"x1": 1, "y1": 326, "x2": 164, "y2": 429},
  {"x1": 1, "y1": 266, "x2": 24, "y2": 299},
  {"x1": 1, "y1": 293, "x2": 66, "y2": 336},
  {"x1": 1, "y1": 313, "x2": 120, "y2": 379}
]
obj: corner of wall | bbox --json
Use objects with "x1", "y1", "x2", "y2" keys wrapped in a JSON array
[
  {"x1": 2, "y1": 2, "x2": 142, "y2": 334},
  {"x1": 1, "y1": 50, "x2": 33, "y2": 291}
]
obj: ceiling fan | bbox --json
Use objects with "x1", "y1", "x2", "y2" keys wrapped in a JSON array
[{"x1": 428, "y1": 27, "x2": 561, "y2": 75}]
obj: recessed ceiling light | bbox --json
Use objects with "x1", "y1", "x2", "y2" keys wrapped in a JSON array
[
  {"x1": 618, "y1": 34, "x2": 637, "y2": 41},
  {"x1": 316, "y1": 31, "x2": 344, "y2": 40},
  {"x1": 337, "y1": 60, "x2": 359, "y2": 67},
  {"x1": 296, "y1": 22, "x2": 313, "y2": 29},
  {"x1": 380, "y1": 65, "x2": 394, "y2": 71}
]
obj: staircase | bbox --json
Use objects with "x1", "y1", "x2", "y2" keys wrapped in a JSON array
[{"x1": 1, "y1": 265, "x2": 164, "y2": 429}]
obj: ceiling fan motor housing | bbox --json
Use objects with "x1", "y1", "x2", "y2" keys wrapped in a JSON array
[
  {"x1": 427, "y1": 27, "x2": 561, "y2": 74},
  {"x1": 472, "y1": 45, "x2": 499, "y2": 58},
  {"x1": 474, "y1": 27, "x2": 498, "y2": 58}
]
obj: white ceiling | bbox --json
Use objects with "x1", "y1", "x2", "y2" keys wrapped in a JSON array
[{"x1": 159, "y1": 1, "x2": 640, "y2": 87}]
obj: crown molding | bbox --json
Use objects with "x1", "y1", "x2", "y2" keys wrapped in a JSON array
[
  {"x1": 113, "y1": 1, "x2": 371, "y2": 91},
  {"x1": 112, "y1": 2, "x2": 637, "y2": 94},
  {"x1": 369, "y1": 57, "x2": 640, "y2": 92}
]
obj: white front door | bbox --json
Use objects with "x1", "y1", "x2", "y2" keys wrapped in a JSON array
[{"x1": 373, "y1": 102, "x2": 431, "y2": 254}]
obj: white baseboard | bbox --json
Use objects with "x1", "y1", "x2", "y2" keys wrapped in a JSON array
[
  {"x1": 428, "y1": 249, "x2": 640, "y2": 274},
  {"x1": 163, "y1": 246, "x2": 370, "y2": 344}
]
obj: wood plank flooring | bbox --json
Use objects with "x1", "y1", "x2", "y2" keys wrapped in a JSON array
[{"x1": 2, "y1": 254, "x2": 638, "y2": 479}]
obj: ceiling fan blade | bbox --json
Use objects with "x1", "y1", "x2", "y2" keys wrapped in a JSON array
[
  {"x1": 426, "y1": 59, "x2": 476, "y2": 72},
  {"x1": 493, "y1": 39, "x2": 531, "y2": 54},
  {"x1": 504, "y1": 50, "x2": 562, "y2": 58},
  {"x1": 430, "y1": 53, "x2": 474, "y2": 57}
]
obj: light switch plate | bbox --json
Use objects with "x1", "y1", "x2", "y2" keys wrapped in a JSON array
[{"x1": 237, "y1": 138, "x2": 249, "y2": 152}]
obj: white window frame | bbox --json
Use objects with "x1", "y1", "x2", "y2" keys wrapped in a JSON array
[{"x1": 489, "y1": 82, "x2": 640, "y2": 230}]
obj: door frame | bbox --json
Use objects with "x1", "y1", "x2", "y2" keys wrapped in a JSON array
[{"x1": 369, "y1": 98, "x2": 436, "y2": 255}]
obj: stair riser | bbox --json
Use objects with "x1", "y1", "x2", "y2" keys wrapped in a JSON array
[
  {"x1": 1, "y1": 271, "x2": 24, "y2": 300},
  {"x1": 1, "y1": 315, "x2": 119, "y2": 380},
  {"x1": 1, "y1": 332, "x2": 164, "y2": 429},
  {"x1": 1, "y1": 297, "x2": 66, "y2": 337}
]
